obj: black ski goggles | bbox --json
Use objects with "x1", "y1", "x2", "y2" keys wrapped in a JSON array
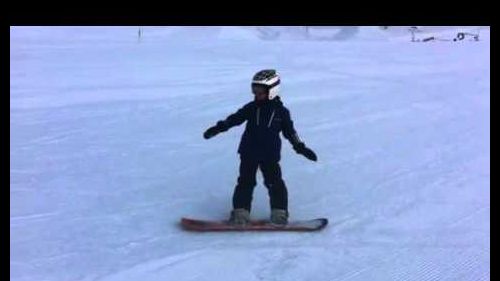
[{"x1": 251, "y1": 83, "x2": 269, "y2": 96}]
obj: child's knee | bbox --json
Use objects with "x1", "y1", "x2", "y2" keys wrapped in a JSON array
[
  {"x1": 264, "y1": 178, "x2": 285, "y2": 189},
  {"x1": 238, "y1": 176, "x2": 257, "y2": 187}
]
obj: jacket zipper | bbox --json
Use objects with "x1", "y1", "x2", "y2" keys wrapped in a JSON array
[
  {"x1": 256, "y1": 107, "x2": 260, "y2": 126},
  {"x1": 267, "y1": 110, "x2": 275, "y2": 128}
]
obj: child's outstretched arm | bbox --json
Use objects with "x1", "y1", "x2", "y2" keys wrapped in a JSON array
[
  {"x1": 282, "y1": 108, "x2": 318, "y2": 162},
  {"x1": 203, "y1": 104, "x2": 249, "y2": 139}
]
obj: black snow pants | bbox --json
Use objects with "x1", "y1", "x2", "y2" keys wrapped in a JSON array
[{"x1": 232, "y1": 157, "x2": 288, "y2": 212}]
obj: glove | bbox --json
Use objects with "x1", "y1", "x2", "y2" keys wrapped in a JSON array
[
  {"x1": 293, "y1": 143, "x2": 317, "y2": 162},
  {"x1": 203, "y1": 121, "x2": 226, "y2": 139},
  {"x1": 203, "y1": 126, "x2": 220, "y2": 139}
]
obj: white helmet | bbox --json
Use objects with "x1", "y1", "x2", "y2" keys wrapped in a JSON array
[{"x1": 252, "y1": 69, "x2": 280, "y2": 100}]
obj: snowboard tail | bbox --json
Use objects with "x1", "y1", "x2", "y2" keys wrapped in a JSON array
[{"x1": 180, "y1": 217, "x2": 328, "y2": 232}]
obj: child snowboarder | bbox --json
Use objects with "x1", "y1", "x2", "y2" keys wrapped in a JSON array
[{"x1": 203, "y1": 69, "x2": 317, "y2": 225}]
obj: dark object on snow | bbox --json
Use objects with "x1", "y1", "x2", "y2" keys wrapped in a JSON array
[
  {"x1": 422, "y1": 36, "x2": 435, "y2": 42},
  {"x1": 453, "y1": 32, "x2": 480, "y2": 42}
]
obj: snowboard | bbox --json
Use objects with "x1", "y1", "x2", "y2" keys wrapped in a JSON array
[{"x1": 180, "y1": 217, "x2": 328, "y2": 232}]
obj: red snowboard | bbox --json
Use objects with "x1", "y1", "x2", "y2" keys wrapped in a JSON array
[{"x1": 180, "y1": 217, "x2": 328, "y2": 232}]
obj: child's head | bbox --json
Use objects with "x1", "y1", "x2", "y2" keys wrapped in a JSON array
[
  {"x1": 251, "y1": 69, "x2": 280, "y2": 101},
  {"x1": 252, "y1": 84, "x2": 269, "y2": 101}
]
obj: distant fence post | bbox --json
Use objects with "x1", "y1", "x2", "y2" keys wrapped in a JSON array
[{"x1": 409, "y1": 26, "x2": 419, "y2": 42}]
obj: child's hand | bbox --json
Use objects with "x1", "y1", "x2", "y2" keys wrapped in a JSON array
[
  {"x1": 203, "y1": 126, "x2": 219, "y2": 139},
  {"x1": 301, "y1": 147, "x2": 318, "y2": 161},
  {"x1": 293, "y1": 143, "x2": 318, "y2": 162}
]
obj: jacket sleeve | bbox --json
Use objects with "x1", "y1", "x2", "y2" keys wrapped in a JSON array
[
  {"x1": 281, "y1": 107, "x2": 303, "y2": 147},
  {"x1": 216, "y1": 104, "x2": 249, "y2": 132}
]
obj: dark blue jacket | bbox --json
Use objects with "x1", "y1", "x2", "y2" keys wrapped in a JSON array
[{"x1": 216, "y1": 97, "x2": 302, "y2": 162}]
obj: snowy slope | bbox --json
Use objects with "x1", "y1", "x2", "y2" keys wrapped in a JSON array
[{"x1": 11, "y1": 26, "x2": 490, "y2": 281}]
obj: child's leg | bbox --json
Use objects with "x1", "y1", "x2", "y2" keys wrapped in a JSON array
[
  {"x1": 232, "y1": 158, "x2": 259, "y2": 212},
  {"x1": 260, "y1": 161, "x2": 288, "y2": 211}
]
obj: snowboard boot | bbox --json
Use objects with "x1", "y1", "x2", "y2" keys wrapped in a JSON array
[
  {"x1": 270, "y1": 209, "x2": 289, "y2": 225},
  {"x1": 229, "y1": 208, "x2": 251, "y2": 225}
]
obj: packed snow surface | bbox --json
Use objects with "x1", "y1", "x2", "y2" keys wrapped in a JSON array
[{"x1": 11, "y1": 26, "x2": 490, "y2": 281}]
